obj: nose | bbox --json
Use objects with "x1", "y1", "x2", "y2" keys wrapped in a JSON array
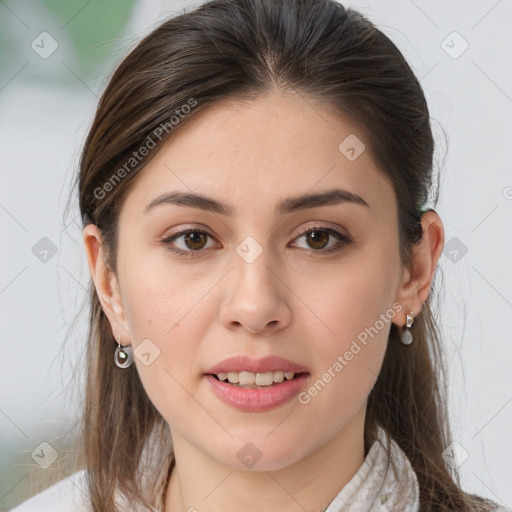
[{"x1": 219, "y1": 248, "x2": 292, "y2": 335}]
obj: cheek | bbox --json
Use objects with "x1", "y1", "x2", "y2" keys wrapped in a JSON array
[
  {"x1": 123, "y1": 281, "x2": 208, "y2": 370},
  {"x1": 120, "y1": 244, "x2": 214, "y2": 343},
  {"x1": 302, "y1": 280, "x2": 391, "y2": 404},
  {"x1": 297, "y1": 286, "x2": 392, "y2": 445},
  {"x1": 117, "y1": 254, "x2": 214, "y2": 414},
  {"x1": 122, "y1": 298, "x2": 208, "y2": 427},
  {"x1": 300, "y1": 243, "x2": 400, "y2": 356},
  {"x1": 297, "y1": 235, "x2": 401, "y2": 413}
]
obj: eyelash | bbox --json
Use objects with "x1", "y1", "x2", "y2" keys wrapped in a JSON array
[{"x1": 160, "y1": 225, "x2": 352, "y2": 258}]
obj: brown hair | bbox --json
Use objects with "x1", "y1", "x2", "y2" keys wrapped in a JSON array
[{"x1": 71, "y1": 0, "x2": 497, "y2": 510}]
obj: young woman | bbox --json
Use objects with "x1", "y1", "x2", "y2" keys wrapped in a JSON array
[{"x1": 11, "y1": 0, "x2": 510, "y2": 511}]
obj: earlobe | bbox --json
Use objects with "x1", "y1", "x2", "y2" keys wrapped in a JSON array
[
  {"x1": 82, "y1": 224, "x2": 129, "y2": 338},
  {"x1": 394, "y1": 210, "x2": 445, "y2": 324}
]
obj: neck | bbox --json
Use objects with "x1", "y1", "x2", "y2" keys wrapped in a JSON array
[{"x1": 164, "y1": 406, "x2": 367, "y2": 512}]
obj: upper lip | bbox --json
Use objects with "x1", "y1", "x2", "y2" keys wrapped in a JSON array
[{"x1": 205, "y1": 355, "x2": 310, "y2": 375}]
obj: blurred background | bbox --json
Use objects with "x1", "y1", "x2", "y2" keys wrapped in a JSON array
[{"x1": 0, "y1": 0, "x2": 511, "y2": 510}]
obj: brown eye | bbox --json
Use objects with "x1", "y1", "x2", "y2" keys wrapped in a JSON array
[
  {"x1": 292, "y1": 225, "x2": 351, "y2": 254},
  {"x1": 160, "y1": 229, "x2": 216, "y2": 257}
]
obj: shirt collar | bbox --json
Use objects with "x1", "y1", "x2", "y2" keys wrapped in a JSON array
[{"x1": 324, "y1": 425, "x2": 420, "y2": 511}]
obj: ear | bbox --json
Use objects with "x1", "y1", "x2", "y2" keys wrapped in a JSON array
[
  {"x1": 393, "y1": 210, "x2": 445, "y2": 326},
  {"x1": 82, "y1": 223, "x2": 130, "y2": 344}
]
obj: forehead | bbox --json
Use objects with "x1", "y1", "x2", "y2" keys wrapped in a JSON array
[{"x1": 119, "y1": 91, "x2": 396, "y2": 218}]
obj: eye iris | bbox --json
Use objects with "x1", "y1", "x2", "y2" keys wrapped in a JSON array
[
  {"x1": 185, "y1": 231, "x2": 207, "y2": 250},
  {"x1": 306, "y1": 230, "x2": 329, "y2": 250}
]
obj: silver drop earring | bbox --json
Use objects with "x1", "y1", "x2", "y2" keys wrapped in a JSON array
[
  {"x1": 114, "y1": 336, "x2": 133, "y2": 369},
  {"x1": 400, "y1": 312, "x2": 415, "y2": 345}
]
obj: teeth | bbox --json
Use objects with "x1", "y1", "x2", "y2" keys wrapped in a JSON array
[{"x1": 216, "y1": 371, "x2": 297, "y2": 385}]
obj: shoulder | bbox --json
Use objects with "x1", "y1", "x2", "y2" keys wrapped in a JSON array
[{"x1": 9, "y1": 470, "x2": 90, "y2": 512}]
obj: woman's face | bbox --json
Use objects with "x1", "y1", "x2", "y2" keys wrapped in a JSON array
[{"x1": 94, "y1": 91, "x2": 412, "y2": 470}]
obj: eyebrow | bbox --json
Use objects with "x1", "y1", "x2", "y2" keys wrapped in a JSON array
[{"x1": 144, "y1": 188, "x2": 370, "y2": 216}]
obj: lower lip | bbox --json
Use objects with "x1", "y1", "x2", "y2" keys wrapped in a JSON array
[{"x1": 204, "y1": 374, "x2": 310, "y2": 412}]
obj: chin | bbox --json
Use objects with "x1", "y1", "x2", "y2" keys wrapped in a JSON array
[{"x1": 210, "y1": 438, "x2": 309, "y2": 473}]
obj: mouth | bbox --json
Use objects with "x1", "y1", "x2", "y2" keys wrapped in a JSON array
[
  {"x1": 204, "y1": 371, "x2": 311, "y2": 412},
  {"x1": 204, "y1": 355, "x2": 310, "y2": 411}
]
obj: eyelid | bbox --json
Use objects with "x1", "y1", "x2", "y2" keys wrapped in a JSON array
[{"x1": 293, "y1": 222, "x2": 351, "y2": 240}]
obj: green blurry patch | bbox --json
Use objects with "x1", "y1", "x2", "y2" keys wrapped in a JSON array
[{"x1": 41, "y1": 0, "x2": 137, "y2": 77}]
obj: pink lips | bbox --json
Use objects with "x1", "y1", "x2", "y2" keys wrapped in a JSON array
[
  {"x1": 204, "y1": 355, "x2": 310, "y2": 412},
  {"x1": 204, "y1": 374, "x2": 310, "y2": 412},
  {"x1": 205, "y1": 355, "x2": 310, "y2": 375}
]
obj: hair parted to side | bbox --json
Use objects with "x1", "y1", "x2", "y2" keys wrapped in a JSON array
[{"x1": 72, "y1": 0, "x2": 496, "y2": 510}]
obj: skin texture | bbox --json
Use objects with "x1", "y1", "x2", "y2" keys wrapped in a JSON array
[{"x1": 83, "y1": 90, "x2": 444, "y2": 512}]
